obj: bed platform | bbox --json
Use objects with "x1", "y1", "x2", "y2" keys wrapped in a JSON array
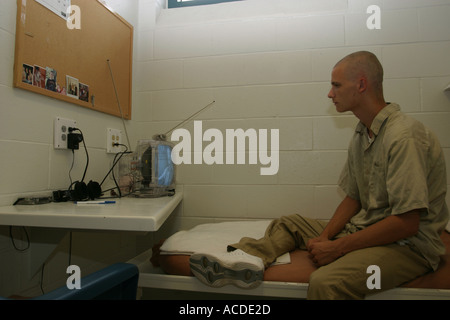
[
  {"x1": 129, "y1": 250, "x2": 310, "y2": 299},
  {"x1": 129, "y1": 221, "x2": 450, "y2": 300}
]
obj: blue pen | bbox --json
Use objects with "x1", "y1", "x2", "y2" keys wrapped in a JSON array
[{"x1": 76, "y1": 201, "x2": 116, "y2": 205}]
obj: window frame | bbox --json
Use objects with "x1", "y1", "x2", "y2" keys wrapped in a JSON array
[{"x1": 168, "y1": 0, "x2": 242, "y2": 9}]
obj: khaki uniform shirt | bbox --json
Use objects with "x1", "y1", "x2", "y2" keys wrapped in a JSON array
[{"x1": 339, "y1": 103, "x2": 449, "y2": 270}]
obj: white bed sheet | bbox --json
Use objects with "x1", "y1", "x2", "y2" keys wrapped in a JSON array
[{"x1": 160, "y1": 220, "x2": 290, "y2": 265}]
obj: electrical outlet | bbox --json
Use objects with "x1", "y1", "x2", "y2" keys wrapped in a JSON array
[
  {"x1": 107, "y1": 128, "x2": 123, "y2": 154},
  {"x1": 54, "y1": 117, "x2": 77, "y2": 150}
]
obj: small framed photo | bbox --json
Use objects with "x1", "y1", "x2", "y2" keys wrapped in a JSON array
[
  {"x1": 66, "y1": 75, "x2": 79, "y2": 99},
  {"x1": 79, "y1": 83, "x2": 89, "y2": 102},
  {"x1": 45, "y1": 67, "x2": 58, "y2": 92},
  {"x1": 22, "y1": 64, "x2": 34, "y2": 84},
  {"x1": 33, "y1": 65, "x2": 46, "y2": 88}
]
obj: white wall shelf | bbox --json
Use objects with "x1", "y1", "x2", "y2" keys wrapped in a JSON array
[{"x1": 0, "y1": 193, "x2": 182, "y2": 232}]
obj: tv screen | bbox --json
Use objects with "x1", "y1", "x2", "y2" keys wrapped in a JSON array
[
  {"x1": 117, "y1": 140, "x2": 176, "y2": 198},
  {"x1": 157, "y1": 144, "x2": 174, "y2": 187}
]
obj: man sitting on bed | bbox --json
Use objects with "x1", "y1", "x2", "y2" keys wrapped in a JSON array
[{"x1": 189, "y1": 51, "x2": 449, "y2": 299}]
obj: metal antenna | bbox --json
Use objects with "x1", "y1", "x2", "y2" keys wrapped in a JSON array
[{"x1": 153, "y1": 100, "x2": 216, "y2": 141}]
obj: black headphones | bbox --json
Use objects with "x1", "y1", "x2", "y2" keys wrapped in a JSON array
[{"x1": 71, "y1": 180, "x2": 102, "y2": 201}]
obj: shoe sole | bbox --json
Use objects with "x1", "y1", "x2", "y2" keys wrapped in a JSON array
[{"x1": 189, "y1": 253, "x2": 263, "y2": 289}]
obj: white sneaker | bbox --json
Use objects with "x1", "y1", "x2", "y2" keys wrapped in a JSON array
[{"x1": 189, "y1": 249, "x2": 264, "y2": 289}]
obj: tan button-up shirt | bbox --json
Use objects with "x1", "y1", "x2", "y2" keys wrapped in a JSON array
[{"x1": 339, "y1": 103, "x2": 449, "y2": 270}]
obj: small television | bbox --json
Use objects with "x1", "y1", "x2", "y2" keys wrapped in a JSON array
[{"x1": 117, "y1": 140, "x2": 176, "y2": 198}]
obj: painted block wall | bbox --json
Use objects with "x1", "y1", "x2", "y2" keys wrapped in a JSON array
[
  {"x1": 134, "y1": 0, "x2": 450, "y2": 231},
  {"x1": 1, "y1": 0, "x2": 449, "y2": 297},
  {"x1": 0, "y1": 0, "x2": 141, "y2": 297}
]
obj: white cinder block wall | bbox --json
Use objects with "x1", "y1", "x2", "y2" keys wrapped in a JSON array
[
  {"x1": 135, "y1": 0, "x2": 450, "y2": 231},
  {"x1": 0, "y1": 0, "x2": 140, "y2": 297},
  {"x1": 1, "y1": 0, "x2": 450, "y2": 297}
]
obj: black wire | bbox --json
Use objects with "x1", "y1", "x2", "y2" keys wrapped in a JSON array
[
  {"x1": 40, "y1": 262, "x2": 45, "y2": 294},
  {"x1": 69, "y1": 149, "x2": 75, "y2": 186},
  {"x1": 112, "y1": 152, "x2": 133, "y2": 197},
  {"x1": 39, "y1": 232, "x2": 73, "y2": 295},
  {"x1": 79, "y1": 131, "x2": 89, "y2": 183},
  {"x1": 113, "y1": 152, "x2": 126, "y2": 198},
  {"x1": 68, "y1": 231, "x2": 73, "y2": 266},
  {"x1": 9, "y1": 226, "x2": 30, "y2": 252},
  {"x1": 68, "y1": 128, "x2": 89, "y2": 183},
  {"x1": 99, "y1": 144, "x2": 132, "y2": 198},
  {"x1": 99, "y1": 144, "x2": 129, "y2": 186}
]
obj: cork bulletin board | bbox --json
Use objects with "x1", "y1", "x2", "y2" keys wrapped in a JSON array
[{"x1": 13, "y1": 0, "x2": 134, "y2": 119}]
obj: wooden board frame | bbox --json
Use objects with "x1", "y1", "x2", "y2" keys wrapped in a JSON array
[{"x1": 13, "y1": 0, "x2": 133, "y2": 119}]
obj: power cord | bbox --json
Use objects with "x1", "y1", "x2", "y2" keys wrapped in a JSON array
[
  {"x1": 68, "y1": 149, "x2": 75, "y2": 187},
  {"x1": 9, "y1": 226, "x2": 30, "y2": 252},
  {"x1": 64, "y1": 127, "x2": 103, "y2": 201},
  {"x1": 53, "y1": 130, "x2": 130, "y2": 202},
  {"x1": 68, "y1": 127, "x2": 89, "y2": 183},
  {"x1": 39, "y1": 231, "x2": 73, "y2": 295},
  {"x1": 99, "y1": 143, "x2": 132, "y2": 198}
]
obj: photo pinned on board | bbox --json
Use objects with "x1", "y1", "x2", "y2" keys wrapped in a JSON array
[
  {"x1": 22, "y1": 64, "x2": 34, "y2": 85},
  {"x1": 66, "y1": 75, "x2": 79, "y2": 99},
  {"x1": 79, "y1": 82, "x2": 89, "y2": 102},
  {"x1": 33, "y1": 65, "x2": 46, "y2": 88},
  {"x1": 45, "y1": 67, "x2": 57, "y2": 92}
]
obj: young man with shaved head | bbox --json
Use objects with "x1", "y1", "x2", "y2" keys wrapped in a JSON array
[{"x1": 189, "y1": 51, "x2": 449, "y2": 299}]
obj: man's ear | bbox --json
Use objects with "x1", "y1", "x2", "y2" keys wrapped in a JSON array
[{"x1": 358, "y1": 77, "x2": 368, "y2": 93}]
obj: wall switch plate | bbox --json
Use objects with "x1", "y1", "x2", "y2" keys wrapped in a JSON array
[
  {"x1": 54, "y1": 117, "x2": 77, "y2": 150},
  {"x1": 107, "y1": 128, "x2": 123, "y2": 154}
]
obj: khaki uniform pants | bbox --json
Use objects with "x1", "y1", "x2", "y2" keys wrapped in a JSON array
[{"x1": 229, "y1": 215, "x2": 431, "y2": 300}]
